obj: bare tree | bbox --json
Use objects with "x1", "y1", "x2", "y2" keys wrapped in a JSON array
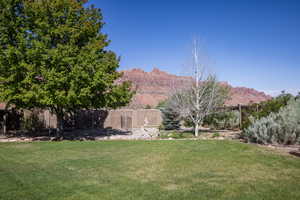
[{"x1": 168, "y1": 40, "x2": 228, "y2": 136}]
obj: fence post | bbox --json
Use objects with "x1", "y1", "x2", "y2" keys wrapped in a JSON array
[
  {"x1": 239, "y1": 104, "x2": 242, "y2": 129},
  {"x1": 92, "y1": 110, "x2": 94, "y2": 128},
  {"x1": 3, "y1": 113, "x2": 7, "y2": 135}
]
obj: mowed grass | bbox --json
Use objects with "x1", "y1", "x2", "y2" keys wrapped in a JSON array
[{"x1": 0, "y1": 140, "x2": 300, "y2": 200}]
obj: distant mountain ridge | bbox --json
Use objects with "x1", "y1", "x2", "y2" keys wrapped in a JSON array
[{"x1": 120, "y1": 68, "x2": 272, "y2": 108}]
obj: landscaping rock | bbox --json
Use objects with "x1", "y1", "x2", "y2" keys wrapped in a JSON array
[
  {"x1": 51, "y1": 137, "x2": 63, "y2": 141},
  {"x1": 267, "y1": 145, "x2": 276, "y2": 149}
]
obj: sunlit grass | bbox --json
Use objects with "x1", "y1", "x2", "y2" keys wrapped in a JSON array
[{"x1": 0, "y1": 140, "x2": 299, "y2": 200}]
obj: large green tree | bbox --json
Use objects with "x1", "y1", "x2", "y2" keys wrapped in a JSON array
[{"x1": 0, "y1": 0, "x2": 133, "y2": 134}]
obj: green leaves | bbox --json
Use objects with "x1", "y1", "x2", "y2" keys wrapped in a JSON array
[{"x1": 0, "y1": 0, "x2": 133, "y2": 115}]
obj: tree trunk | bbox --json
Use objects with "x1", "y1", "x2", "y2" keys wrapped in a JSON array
[
  {"x1": 3, "y1": 113, "x2": 7, "y2": 135},
  {"x1": 56, "y1": 113, "x2": 64, "y2": 138},
  {"x1": 239, "y1": 104, "x2": 242, "y2": 129},
  {"x1": 195, "y1": 123, "x2": 199, "y2": 137}
]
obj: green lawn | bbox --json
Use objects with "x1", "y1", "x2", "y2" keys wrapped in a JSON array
[{"x1": 0, "y1": 140, "x2": 299, "y2": 200}]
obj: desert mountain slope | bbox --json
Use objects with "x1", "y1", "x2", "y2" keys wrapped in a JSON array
[{"x1": 120, "y1": 68, "x2": 272, "y2": 108}]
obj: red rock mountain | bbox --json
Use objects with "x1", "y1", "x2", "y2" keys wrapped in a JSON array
[{"x1": 120, "y1": 68, "x2": 272, "y2": 108}]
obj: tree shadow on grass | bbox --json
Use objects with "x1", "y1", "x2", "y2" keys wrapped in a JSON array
[{"x1": 1, "y1": 128, "x2": 132, "y2": 142}]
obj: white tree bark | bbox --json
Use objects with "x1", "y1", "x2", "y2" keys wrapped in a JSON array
[{"x1": 168, "y1": 39, "x2": 226, "y2": 136}]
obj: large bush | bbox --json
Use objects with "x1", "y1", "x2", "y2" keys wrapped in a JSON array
[
  {"x1": 241, "y1": 93, "x2": 293, "y2": 129},
  {"x1": 243, "y1": 98, "x2": 300, "y2": 145},
  {"x1": 203, "y1": 111, "x2": 240, "y2": 130}
]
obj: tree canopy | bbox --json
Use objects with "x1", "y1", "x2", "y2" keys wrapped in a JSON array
[{"x1": 0, "y1": 0, "x2": 133, "y2": 132}]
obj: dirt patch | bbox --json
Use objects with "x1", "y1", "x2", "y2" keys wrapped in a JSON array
[{"x1": 198, "y1": 130, "x2": 241, "y2": 140}]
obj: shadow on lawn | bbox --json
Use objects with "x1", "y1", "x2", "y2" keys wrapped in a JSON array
[{"x1": 1, "y1": 128, "x2": 132, "y2": 142}]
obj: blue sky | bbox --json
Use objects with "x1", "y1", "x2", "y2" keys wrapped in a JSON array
[{"x1": 89, "y1": 0, "x2": 300, "y2": 96}]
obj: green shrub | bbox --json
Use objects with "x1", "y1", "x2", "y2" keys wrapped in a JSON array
[
  {"x1": 145, "y1": 105, "x2": 152, "y2": 109},
  {"x1": 159, "y1": 131, "x2": 194, "y2": 139},
  {"x1": 243, "y1": 98, "x2": 300, "y2": 145},
  {"x1": 204, "y1": 111, "x2": 240, "y2": 130},
  {"x1": 158, "y1": 101, "x2": 181, "y2": 130},
  {"x1": 212, "y1": 132, "x2": 220, "y2": 138},
  {"x1": 241, "y1": 93, "x2": 293, "y2": 129}
]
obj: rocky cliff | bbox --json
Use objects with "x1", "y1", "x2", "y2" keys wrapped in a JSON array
[{"x1": 120, "y1": 68, "x2": 272, "y2": 108}]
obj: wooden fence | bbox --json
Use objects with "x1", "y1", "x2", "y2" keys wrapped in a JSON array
[{"x1": 0, "y1": 108, "x2": 162, "y2": 135}]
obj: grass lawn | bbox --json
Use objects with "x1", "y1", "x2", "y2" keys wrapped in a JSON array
[{"x1": 0, "y1": 140, "x2": 300, "y2": 200}]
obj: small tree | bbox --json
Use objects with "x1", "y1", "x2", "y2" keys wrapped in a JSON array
[
  {"x1": 145, "y1": 105, "x2": 152, "y2": 109},
  {"x1": 168, "y1": 40, "x2": 229, "y2": 136},
  {"x1": 158, "y1": 100, "x2": 181, "y2": 130},
  {"x1": 0, "y1": 0, "x2": 133, "y2": 135}
]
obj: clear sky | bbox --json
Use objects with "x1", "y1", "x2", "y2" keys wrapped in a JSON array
[{"x1": 89, "y1": 0, "x2": 300, "y2": 96}]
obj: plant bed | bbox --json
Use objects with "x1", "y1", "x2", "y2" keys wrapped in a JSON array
[{"x1": 159, "y1": 129, "x2": 240, "y2": 140}]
